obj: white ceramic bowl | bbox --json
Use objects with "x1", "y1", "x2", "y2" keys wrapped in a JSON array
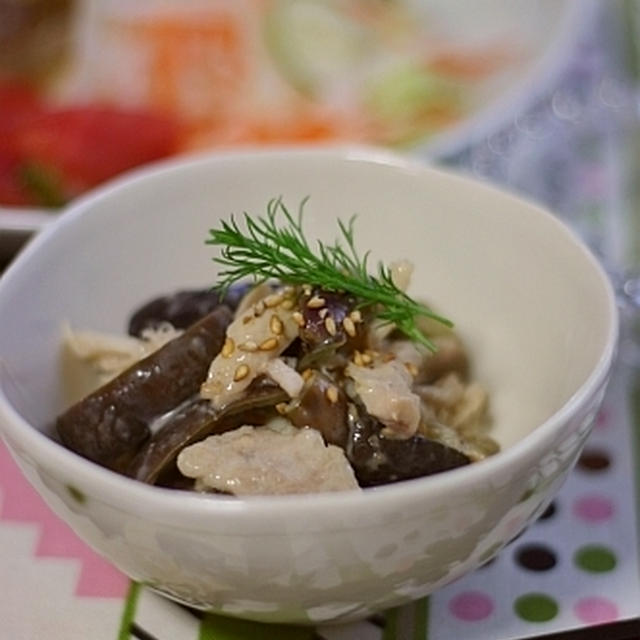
[{"x1": 0, "y1": 147, "x2": 617, "y2": 624}]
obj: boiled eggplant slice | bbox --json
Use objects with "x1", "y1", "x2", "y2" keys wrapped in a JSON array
[
  {"x1": 345, "y1": 403, "x2": 470, "y2": 487},
  {"x1": 56, "y1": 307, "x2": 232, "y2": 473},
  {"x1": 130, "y1": 377, "x2": 288, "y2": 484},
  {"x1": 286, "y1": 371, "x2": 349, "y2": 447},
  {"x1": 128, "y1": 286, "x2": 248, "y2": 337},
  {"x1": 296, "y1": 288, "x2": 367, "y2": 369}
]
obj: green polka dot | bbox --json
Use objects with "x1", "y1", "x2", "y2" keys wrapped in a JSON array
[
  {"x1": 514, "y1": 593, "x2": 559, "y2": 622},
  {"x1": 574, "y1": 545, "x2": 617, "y2": 573}
]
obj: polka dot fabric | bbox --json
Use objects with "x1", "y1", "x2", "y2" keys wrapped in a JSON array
[{"x1": 425, "y1": 364, "x2": 640, "y2": 640}]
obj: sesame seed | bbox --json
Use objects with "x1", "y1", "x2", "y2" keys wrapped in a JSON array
[
  {"x1": 292, "y1": 311, "x2": 305, "y2": 327},
  {"x1": 307, "y1": 295, "x2": 326, "y2": 309},
  {"x1": 281, "y1": 299, "x2": 295, "y2": 310},
  {"x1": 302, "y1": 368, "x2": 314, "y2": 381},
  {"x1": 342, "y1": 316, "x2": 356, "y2": 337},
  {"x1": 234, "y1": 364, "x2": 250, "y2": 381},
  {"x1": 270, "y1": 314, "x2": 284, "y2": 335},
  {"x1": 275, "y1": 402, "x2": 288, "y2": 415},
  {"x1": 254, "y1": 300, "x2": 265, "y2": 316},
  {"x1": 349, "y1": 309, "x2": 362, "y2": 323},
  {"x1": 360, "y1": 352, "x2": 372, "y2": 365},
  {"x1": 221, "y1": 337, "x2": 235, "y2": 358},
  {"x1": 264, "y1": 293, "x2": 283, "y2": 308},
  {"x1": 302, "y1": 284, "x2": 312, "y2": 296},
  {"x1": 242, "y1": 315, "x2": 253, "y2": 324},
  {"x1": 325, "y1": 385, "x2": 339, "y2": 404},
  {"x1": 353, "y1": 350, "x2": 364, "y2": 367},
  {"x1": 239, "y1": 340, "x2": 258, "y2": 352},
  {"x1": 318, "y1": 308, "x2": 329, "y2": 319},
  {"x1": 405, "y1": 362, "x2": 419, "y2": 377},
  {"x1": 259, "y1": 337, "x2": 279, "y2": 351},
  {"x1": 324, "y1": 316, "x2": 337, "y2": 336}
]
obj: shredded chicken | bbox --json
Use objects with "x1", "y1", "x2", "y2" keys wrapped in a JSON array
[
  {"x1": 387, "y1": 339, "x2": 424, "y2": 372},
  {"x1": 233, "y1": 282, "x2": 273, "y2": 318},
  {"x1": 417, "y1": 374, "x2": 489, "y2": 433},
  {"x1": 345, "y1": 359, "x2": 421, "y2": 439},
  {"x1": 264, "y1": 358, "x2": 305, "y2": 398},
  {"x1": 451, "y1": 382, "x2": 489, "y2": 432},
  {"x1": 63, "y1": 322, "x2": 182, "y2": 384},
  {"x1": 390, "y1": 259, "x2": 414, "y2": 292},
  {"x1": 200, "y1": 288, "x2": 300, "y2": 409},
  {"x1": 176, "y1": 420, "x2": 360, "y2": 495}
]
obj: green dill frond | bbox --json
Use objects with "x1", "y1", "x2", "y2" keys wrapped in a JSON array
[{"x1": 206, "y1": 197, "x2": 452, "y2": 350}]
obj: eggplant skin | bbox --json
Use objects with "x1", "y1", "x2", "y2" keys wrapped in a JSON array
[
  {"x1": 345, "y1": 404, "x2": 470, "y2": 487},
  {"x1": 128, "y1": 287, "x2": 248, "y2": 337},
  {"x1": 286, "y1": 372, "x2": 349, "y2": 447},
  {"x1": 130, "y1": 378, "x2": 288, "y2": 485},
  {"x1": 56, "y1": 306, "x2": 232, "y2": 473}
]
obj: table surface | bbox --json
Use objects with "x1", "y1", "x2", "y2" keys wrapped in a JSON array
[{"x1": 1, "y1": 2, "x2": 640, "y2": 639}]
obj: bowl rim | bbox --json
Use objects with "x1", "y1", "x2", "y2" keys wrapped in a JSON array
[{"x1": 0, "y1": 144, "x2": 619, "y2": 521}]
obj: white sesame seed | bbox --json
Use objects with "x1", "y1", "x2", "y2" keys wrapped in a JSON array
[
  {"x1": 259, "y1": 337, "x2": 279, "y2": 351},
  {"x1": 324, "y1": 316, "x2": 337, "y2": 336},
  {"x1": 221, "y1": 337, "x2": 235, "y2": 358},
  {"x1": 264, "y1": 293, "x2": 283, "y2": 308},
  {"x1": 405, "y1": 362, "x2": 419, "y2": 377},
  {"x1": 270, "y1": 314, "x2": 284, "y2": 335},
  {"x1": 342, "y1": 316, "x2": 356, "y2": 337},
  {"x1": 307, "y1": 295, "x2": 326, "y2": 309},
  {"x1": 325, "y1": 385, "x2": 339, "y2": 404},
  {"x1": 234, "y1": 364, "x2": 250, "y2": 381}
]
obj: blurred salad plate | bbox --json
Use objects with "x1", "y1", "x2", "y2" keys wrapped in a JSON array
[{"x1": 0, "y1": 0, "x2": 596, "y2": 253}]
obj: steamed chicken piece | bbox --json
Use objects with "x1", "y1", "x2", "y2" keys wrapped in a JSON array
[
  {"x1": 345, "y1": 358, "x2": 421, "y2": 439},
  {"x1": 417, "y1": 373, "x2": 487, "y2": 431},
  {"x1": 200, "y1": 289, "x2": 300, "y2": 409},
  {"x1": 177, "y1": 420, "x2": 360, "y2": 495},
  {"x1": 64, "y1": 323, "x2": 182, "y2": 385}
]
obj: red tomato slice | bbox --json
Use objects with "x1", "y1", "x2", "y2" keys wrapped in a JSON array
[
  {"x1": 0, "y1": 150, "x2": 30, "y2": 206},
  {"x1": 0, "y1": 82, "x2": 43, "y2": 125},
  {"x1": 0, "y1": 82, "x2": 43, "y2": 159},
  {"x1": 15, "y1": 105, "x2": 181, "y2": 197},
  {"x1": 0, "y1": 83, "x2": 43, "y2": 204}
]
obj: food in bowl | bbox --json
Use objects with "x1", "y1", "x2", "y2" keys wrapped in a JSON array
[
  {"x1": 0, "y1": 148, "x2": 617, "y2": 623},
  {"x1": 56, "y1": 197, "x2": 497, "y2": 495}
]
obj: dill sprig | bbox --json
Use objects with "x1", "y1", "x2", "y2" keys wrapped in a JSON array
[{"x1": 206, "y1": 197, "x2": 452, "y2": 350}]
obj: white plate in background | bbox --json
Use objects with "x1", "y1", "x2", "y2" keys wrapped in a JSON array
[{"x1": 0, "y1": 0, "x2": 597, "y2": 253}]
